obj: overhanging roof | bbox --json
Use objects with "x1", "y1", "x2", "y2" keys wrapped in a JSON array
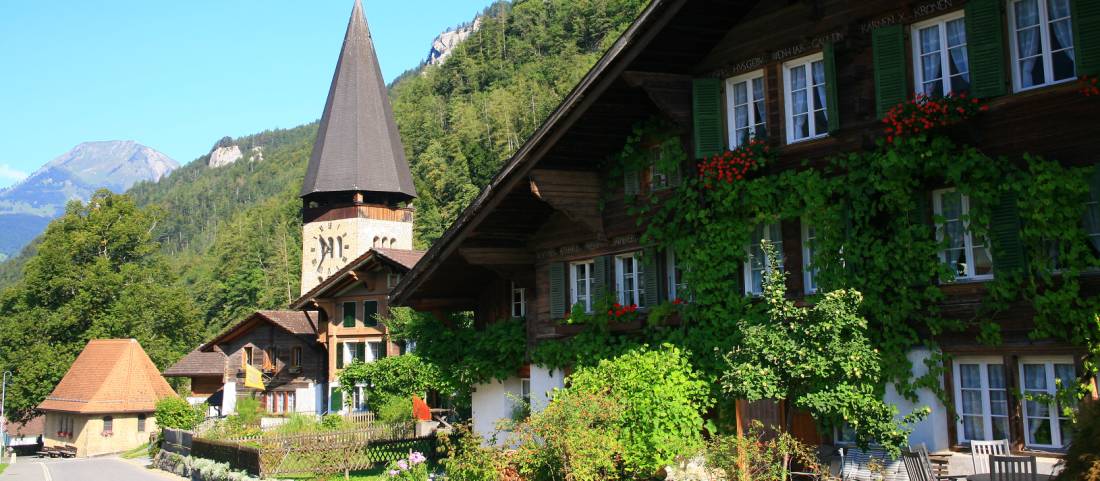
[{"x1": 290, "y1": 248, "x2": 424, "y2": 309}]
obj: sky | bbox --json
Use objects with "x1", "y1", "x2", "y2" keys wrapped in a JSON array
[{"x1": 0, "y1": 0, "x2": 495, "y2": 189}]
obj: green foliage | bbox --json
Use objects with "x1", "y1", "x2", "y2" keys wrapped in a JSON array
[
  {"x1": 384, "y1": 451, "x2": 430, "y2": 480},
  {"x1": 0, "y1": 191, "x2": 203, "y2": 421},
  {"x1": 512, "y1": 390, "x2": 625, "y2": 481},
  {"x1": 440, "y1": 425, "x2": 511, "y2": 481},
  {"x1": 1055, "y1": 398, "x2": 1100, "y2": 481},
  {"x1": 338, "y1": 354, "x2": 445, "y2": 401},
  {"x1": 704, "y1": 422, "x2": 825, "y2": 481},
  {"x1": 565, "y1": 344, "x2": 711, "y2": 476},
  {"x1": 372, "y1": 394, "x2": 415, "y2": 425},
  {"x1": 387, "y1": 307, "x2": 525, "y2": 394},
  {"x1": 321, "y1": 413, "x2": 346, "y2": 431},
  {"x1": 721, "y1": 242, "x2": 915, "y2": 454},
  {"x1": 154, "y1": 397, "x2": 207, "y2": 430}
]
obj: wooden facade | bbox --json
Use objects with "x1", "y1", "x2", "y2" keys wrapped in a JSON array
[{"x1": 394, "y1": 0, "x2": 1100, "y2": 452}]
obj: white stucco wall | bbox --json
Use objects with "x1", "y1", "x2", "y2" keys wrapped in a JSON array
[
  {"x1": 530, "y1": 365, "x2": 565, "y2": 413},
  {"x1": 883, "y1": 348, "x2": 950, "y2": 451},
  {"x1": 471, "y1": 376, "x2": 523, "y2": 444},
  {"x1": 296, "y1": 382, "x2": 318, "y2": 414},
  {"x1": 222, "y1": 381, "x2": 237, "y2": 415}
]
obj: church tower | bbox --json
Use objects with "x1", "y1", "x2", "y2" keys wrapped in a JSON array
[{"x1": 300, "y1": 0, "x2": 417, "y2": 295}]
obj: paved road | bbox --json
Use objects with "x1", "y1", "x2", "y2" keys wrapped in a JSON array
[{"x1": 1, "y1": 456, "x2": 185, "y2": 481}]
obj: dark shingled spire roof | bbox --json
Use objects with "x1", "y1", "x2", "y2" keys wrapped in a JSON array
[{"x1": 300, "y1": 0, "x2": 416, "y2": 200}]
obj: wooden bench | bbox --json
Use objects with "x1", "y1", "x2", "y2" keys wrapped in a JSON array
[{"x1": 37, "y1": 445, "x2": 77, "y2": 458}]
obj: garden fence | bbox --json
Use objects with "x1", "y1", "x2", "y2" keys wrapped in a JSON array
[{"x1": 161, "y1": 428, "x2": 192, "y2": 457}]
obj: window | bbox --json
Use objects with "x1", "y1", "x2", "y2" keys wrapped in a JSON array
[
  {"x1": 353, "y1": 385, "x2": 368, "y2": 411},
  {"x1": 570, "y1": 260, "x2": 595, "y2": 313},
  {"x1": 264, "y1": 346, "x2": 277, "y2": 371},
  {"x1": 835, "y1": 422, "x2": 857, "y2": 445},
  {"x1": 265, "y1": 391, "x2": 296, "y2": 414},
  {"x1": 102, "y1": 416, "x2": 113, "y2": 434},
  {"x1": 802, "y1": 221, "x2": 819, "y2": 294},
  {"x1": 784, "y1": 53, "x2": 829, "y2": 143},
  {"x1": 934, "y1": 189, "x2": 993, "y2": 280},
  {"x1": 616, "y1": 252, "x2": 646, "y2": 308},
  {"x1": 726, "y1": 71, "x2": 767, "y2": 148},
  {"x1": 1009, "y1": 0, "x2": 1076, "y2": 91},
  {"x1": 511, "y1": 282, "x2": 526, "y2": 318},
  {"x1": 666, "y1": 250, "x2": 688, "y2": 301},
  {"x1": 744, "y1": 223, "x2": 783, "y2": 296},
  {"x1": 291, "y1": 346, "x2": 302, "y2": 370},
  {"x1": 912, "y1": 12, "x2": 970, "y2": 96},
  {"x1": 244, "y1": 346, "x2": 254, "y2": 367},
  {"x1": 367, "y1": 341, "x2": 384, "y2": 361},
  {"x1": 137, "y1": 414, "x2": 146, "y2": 432},
  {"x1": 520, "y1": 378, "x2": 532, "y2": 407},
  {"x1": 343, "y1": 341, "x2": 367, "y2": 365},
  {"x1": 1019, "y1": 358, "x2": 1076, "y2": 448},
  {"x1": 647, "y1": 148, "x2": 672, "y2": 191},
  {"x1": 387, "y1": 273, "x2": 402, "y2": 289},
  {"x1": 1085, "y1": 183, "x2": 1100, "y2": 257},
  {"x1": 954, "y1": 358, "x2": 1010, "y2": 444},
  {"x1": 363, "y1": 300, "x2": 379, "y2": 327},
  {"x1": 342, "y1": 301, "x2": 357, "y2": 328}
]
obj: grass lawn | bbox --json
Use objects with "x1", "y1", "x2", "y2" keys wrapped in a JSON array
[
  {"x1": 280, "y1": 462, "x2": 442, "y2": 481},
  {"x1": 0, "y1": 464, "x2": 7, "y2": 474},
  {"x1": 119, "y1": 443, "x2": 150, "y2": 459}
]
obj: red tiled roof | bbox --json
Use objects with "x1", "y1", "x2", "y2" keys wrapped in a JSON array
[
  {"x1": 163, "y1": 349, "x2": 226, "y2": 377},
  {"x1": 38, "y1": 339, "x2": 177, "y2": 414}
]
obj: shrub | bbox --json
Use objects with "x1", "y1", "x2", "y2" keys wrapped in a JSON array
[
  {"x1": 373, "y1": 394, "x2": 415, "y2": 424},
  {"x1": 566, "y1": 343, "x2": 711, "y2": 476},
  {"x1": 270, "y1": 413, "x2": 320, "y2": 435},
  {"x1": 440, "y1": 425, "x2": 510, "y2": 481},
  {"x1": 705, "y1": 422, "x2": 824, "y2": 481},
  {"x1": 1057, "y1": 400, "x2": 1100, "y2": 481},
  {"x1": 513, "y1": 390, "x2": 625, "y2": 481},
  {"x1": 154, "y1": 397, "x2": 206, "y2": 430},
  {"x1": 339, "y1": 354, "x2": 446, "y2": 400},
  {"x1": 385, "y1": 451, "x2": 430, "y2": 480},
  {"x1": 320, "y1": 413, "x2": 346, "y2": 430}
]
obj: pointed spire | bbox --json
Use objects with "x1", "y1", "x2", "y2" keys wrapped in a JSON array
[{"x1": 300, "y1": 0, "x2": 416, "y2": 202}]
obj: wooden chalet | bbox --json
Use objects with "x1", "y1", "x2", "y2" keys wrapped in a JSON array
[{"x1": 392, "y1": 0, "x2": 1100, "y2": 456}]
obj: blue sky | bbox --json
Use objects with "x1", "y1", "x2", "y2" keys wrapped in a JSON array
[{"x1": 0, "y1": 0, "x2": 494, "y2": 189}]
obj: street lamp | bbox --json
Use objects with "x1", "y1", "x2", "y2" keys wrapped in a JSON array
[{"x1": 1, "y1": 371, "x2": 11, "y2": 455}]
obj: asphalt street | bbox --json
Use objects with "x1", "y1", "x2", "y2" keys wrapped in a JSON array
[{"x1": 1, "y1": 456, "x2": 184, "y2": 481}]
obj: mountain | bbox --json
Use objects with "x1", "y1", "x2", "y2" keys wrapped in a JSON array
[
  {"x1": 0, "y1": 141, "x2": 177, "y2": 257},
  {"x1": 426, "y1": 18, "x2": 481, "y2": 66}
]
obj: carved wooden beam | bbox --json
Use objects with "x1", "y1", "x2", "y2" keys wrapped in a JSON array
[
  {"x1": 621, "y1": 70, "x2": 693, "y2": 128},
  {"x1": 528, "y1": 169, "x2": 604, "y2": 237}
]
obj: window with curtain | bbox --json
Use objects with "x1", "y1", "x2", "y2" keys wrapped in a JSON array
[
  {"x1": 570, "y1": 260, "x2": 595, "y2": 313},
  {"x1": 1020, "y1": 358, "x2": 1076, "y2": 448},
  {"x1": 666, "y1": 250, "x2": 688, "y2": 301},
  {"x1": 342, "y1": 301, "x2": 356, "y2": 328},
  {"x1": 726, "y1": 71, "x2": 767, "y2": 148},
  {"x1": 954, "y1": 359, "x2": 1010, "y2": 444},
  {"x1": 511, "y1": 282, "x2": 526, "y2": 318},
  {"x1": 802, "y1": 221, "x2": 819, "y2": 294},
  {"x1": 913, "y1": 12, "x2": 970, "y2": 96},
  {"x1": 934, "y1": 189, "x2": 993, "y2": 280},
  {"x1": 616, "y1": 252, "x2": 646, "y2": 308},
  {"x1": 744, "y1": 223, "x2": 783, "y2": 296},
  {"x1": 784, "y1": 54, "x2": 828, "y2": 143},
  {"x1": 367, "y1": 341, "x2": 384, "y2": 361},
  {"x1": 1009, "y1": 0, "x2": 1076, "y2": 91}
]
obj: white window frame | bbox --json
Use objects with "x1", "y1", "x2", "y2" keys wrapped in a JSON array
[
  {"x1": 783, "y1": 53, "x2": 828, "y2": 144},
  {"x1": 615, "y1": 252, "x2": 646, "y2": 308},
  {"x1": 520, "y1": 378, "x2": 532, "y2": 406},
  {"x1": 952, "y1": 357, "x2": 1011, "y2": 444},
  {"x1": 511, "y1": 282, "x2": 526, "y2": 318},
  {"x1": 801, "y1": 220, "x2": 818, "y2": 294},
  {"x1": 352, "y1": 384, "x2": 368, "y2": 411},
  {"x1": 725, "y1": 70, "x2": 767, "y2": 149},
  {"x1": 911, "y1": 11, "x2": 970, "y2": 97},
  {"x1": 666, "y1": 250, "x2": 688, "y2": 301},
  {"x1": 387, "y1": 273, "x2": 402, "y2": 289},
  {"x1": 647, "y1": 148, "x2": 672, "y2": 192},
  {"x1": 1018, "y1": 356, "x2": 1076, "y2": 449},
  {"x1": 744, "y1": 223, "x2": 783, "y2": 296},
  {"x1": 1008, "y1": 0, "x2": 1077, "y2": 92},
  {"x1": 933, "y1": 188, "x2": 994, "y2": 281},
  {"x1": 569, "y1": 260, "x2": 595, "y2": 313}
]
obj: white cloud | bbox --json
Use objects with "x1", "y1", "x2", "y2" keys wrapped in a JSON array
[{"x1": 0, "y1": 164, "x2": 28, "y2": 183}]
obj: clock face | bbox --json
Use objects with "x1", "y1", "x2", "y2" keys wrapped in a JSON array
[{"x1": 309, "y1": 223, "x2": 351, "y2": 277}]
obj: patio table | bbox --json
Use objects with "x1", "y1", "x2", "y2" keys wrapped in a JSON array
[{"x1": 966, "y1": 474, "x2": 1053, "y2": 481}]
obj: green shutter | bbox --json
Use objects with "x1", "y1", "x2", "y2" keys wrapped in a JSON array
[
  {"x1": 342, "y1": 301, "x2": 356, "y2": 327},
  {"x1": 363, "y1": 301, "x2": 378, "y2": 326},
  {"x1": 991, "y1": 192, "x2": 1026, "y2": 274},
  {"x1": 549, "y1": 262, "x2": 566, "y2": 319},
  {"x1": 692, "y1": 78, "x2": 723, "y2": 159},
  {"x1": 872, "y1": 25, "x2": 908, "y2": 118},
  {"x1": 643, "y1": 248, "x2": 661, "y2": 306},
  {"x1": 966, "y1": 0, "x2": 1007, "y2": 97},
  {"x1": 335, "y1": 342, "x2": 344, "y2": 369},
  {"x1": 330, "y1": 389, "x2": 343, "y2": 411},
  {"x1": 822, "y1": 42, "x2": 841, "y2": 133},
  {"x1": 1073, "y1": 0, "x2": 1100, "y2": 75},
  {"x1": 592, "y1": 256, "x2": 613, "y2": 301},
  {"x1": 624, "y1": 170, "x2": 640, "y2": 196}
]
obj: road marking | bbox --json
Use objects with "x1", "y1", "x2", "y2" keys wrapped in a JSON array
[{"x1": 39, "y1": 462, "x2": 52, "y2": 481}]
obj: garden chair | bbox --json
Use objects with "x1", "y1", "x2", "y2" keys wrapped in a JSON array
[
  {"x1": 901, "y1": 445, "x2": 966, "y2": 481},
  {"x1": 990, "y1": 455, "x2": 1038, "y2": 481},
  {"x1": 971, "y1": 439, "x2": 1010, "y2": 474},
  {"x1": 838, "y1": 446, "x2": 910, "y2": 481}
]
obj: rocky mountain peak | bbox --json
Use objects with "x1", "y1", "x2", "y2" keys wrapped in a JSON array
[{"x1": 427, "y1": 17, "x2": 481, "y2": 66}]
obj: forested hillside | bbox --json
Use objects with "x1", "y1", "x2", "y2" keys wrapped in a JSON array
[{"x1": 0, "y1": 0, "x2": 648, "y2": 419}]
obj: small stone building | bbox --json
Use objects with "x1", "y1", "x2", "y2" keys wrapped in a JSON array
[{"x1": 38, "y1": 339, "x2": 177, "y2": 457}]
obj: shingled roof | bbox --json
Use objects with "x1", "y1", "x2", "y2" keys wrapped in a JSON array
[
  {"x1": 290, "y1": 248, "x2": 424, "y2": 309},
  {"x1": 39, "y1": 339, "x2": 177, "y2": 414},
  {"x1": 300, "y1": 0, "x2": 416, "y2": 201},
  {"x1": 162, "y1": 350, "x2": 226, "y2": 377}
]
